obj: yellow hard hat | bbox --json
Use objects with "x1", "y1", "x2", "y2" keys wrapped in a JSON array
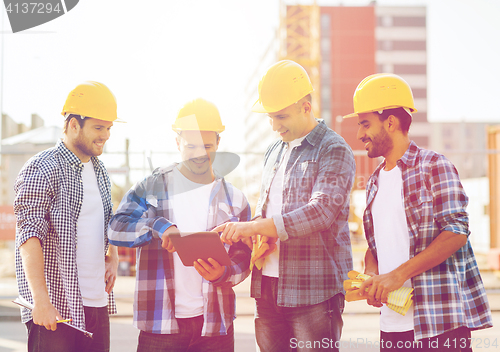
[
  {"x1": 344, "y1": 73, "x2": 417, "y2": 118},
  {"x1": 61, "y1": 81, "x2": 119, "y2": 122},
  {"x1": 172, "y1": 98, "x2": 225, "y2": 133},
  {"x1": 252, "y1": 60, "x2": 314, "y2": 113}
]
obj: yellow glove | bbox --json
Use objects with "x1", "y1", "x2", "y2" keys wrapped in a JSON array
[{"x1": 250, "y1": 235, "x2": 278, "y2": 270}]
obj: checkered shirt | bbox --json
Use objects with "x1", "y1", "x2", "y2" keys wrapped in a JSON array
[
  {"x1": 108, "y1": 164, "x2": 251, "y2": 336},
  {"x1": 251, "y1": 120, "x2": 355, "y2": 307},
  {"x1": 363, "y1": 141, "x2": 493, "y2": 340},
  {"x1": 14, "y1": 139, "x2": 116, "y2": 331}
]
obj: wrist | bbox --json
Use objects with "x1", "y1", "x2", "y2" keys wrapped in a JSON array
[
  {"x1": 32, "y1": 292, "x2": 51, "y2": 306},
  {"x1": 392, "y1": 265, "x2": 409, "y2": 284},
  {"x1": 251, "y1": 220, "x2": 260, "y2": 236}
]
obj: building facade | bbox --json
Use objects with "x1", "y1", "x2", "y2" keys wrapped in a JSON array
[{"x1": 244, "y1": 4, "x2": 429, "y2": 210}]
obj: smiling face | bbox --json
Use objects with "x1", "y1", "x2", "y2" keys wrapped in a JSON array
[
  {"x1": 267, "y1": 100, "x2": 312, "y2": 142},
  {"x1": 176, "y1": 130, "x2": 220, "y2": 183},
  {"x1": 356, "y1": 112, "x2": 394, "y2": 159},
  {"x1": 64, "y1": 117, "x2": 112, "y2": 162}
]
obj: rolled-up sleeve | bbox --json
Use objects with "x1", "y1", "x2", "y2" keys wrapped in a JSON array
[
  {"x1": 430, "y1": 155, "x2": 469, "y2": 237},
  {"x1": 14, "y1": 164, "x2": 52, "y2": 248},
  {"x1": 108, "y1": 178, "x2": 175, "y2": 248}
]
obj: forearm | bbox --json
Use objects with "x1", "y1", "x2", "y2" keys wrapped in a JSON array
[
  {"x1": 393, "y1": 230, "x2": 467, "y2": 282},
  {"x1": 105, "y1": 244, "x2": 119, "y2": 293},
  {"x1": 107, "y1": 243, "x2": 118, "y2": 259},
  {"x1": 19, "y1": 237, "x2": 50, "y2": 304},
  {"x1": 252, "y1": 218, "x2": 278, "y2": 238},
  {"x1": 109, "y1": 213, "x2": 174, "y2": 247}
]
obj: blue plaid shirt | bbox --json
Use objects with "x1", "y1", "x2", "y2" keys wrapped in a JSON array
[
  {"x1": 363, "y1": 141, "x2": 493, "y2": 340},
  {"x1": 108, "y1": 164, "x2": 251, "y2": 336},
  {"x1": 251, "y1": 120, "x2": 355, "y2": 307},
  {"x1": 14, "y1": 140, "x2": 116, "y2": 331}
]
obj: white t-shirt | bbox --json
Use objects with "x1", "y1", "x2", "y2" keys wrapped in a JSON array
[
  {"x1": 170, "y1": 167, "x2": 214, "y2": 318},
  {"x1": 371, "y1": 165, "x2": 414, "y2": 332},
  {"x1": 262, "y1": 137, "x2": 305, "y2": 277},
  {"x1": 76, "y1": 161, "x2": 107, "y2": 307}
]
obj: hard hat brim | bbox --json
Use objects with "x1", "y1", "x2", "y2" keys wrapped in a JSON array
[
  {"x1": 251, "y1": 99, "x2": 275, "y2": 113},
  {"x1": 62, "y1": 112, "x2": 125, "y2": 123},
  {"x1": 343, "y1": 106, "x2": 417, "y2": 119},
  {"x1": 172, "y1": 125, "x2": 225, "y2": 133},
  {"x1": 343, "y1": 112, "x2": 358, "y2": 119}
]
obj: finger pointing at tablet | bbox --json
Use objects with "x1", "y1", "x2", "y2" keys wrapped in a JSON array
[{"x1": 214, "y1": 222, "x2": 256, "y2": 245}]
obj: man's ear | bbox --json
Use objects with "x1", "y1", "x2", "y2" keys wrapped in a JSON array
[
  {"x1": 68, "y1": 117, "x2": 79, "y2": 134},
  {"x1": 302, "y1": 100, "x2": 312, "y2": 115},
  {"x1": 216, "y1": 134, "x2": 221, "y2": 148},
  {"x1": 175, "y1": 134, "x2": 181, "y2": 151},
  {"x1": 386, "y1": 114, "x2": 399, "y2": 132}
]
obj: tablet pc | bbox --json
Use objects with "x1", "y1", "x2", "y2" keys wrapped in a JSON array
[{"x1": 168, "y1": 231, "x2": 231, "y2": 267}]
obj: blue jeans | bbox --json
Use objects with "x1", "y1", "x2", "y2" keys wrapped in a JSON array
[
  {"x1": 255, "y1": 276, "x2": 344, "y2": 352},
  {"x1": 136, "y1": 315, "x2": 234, "y2": 352},
  {"x1": 26, "y1": 305, "x2": 110, "y2": 352}
]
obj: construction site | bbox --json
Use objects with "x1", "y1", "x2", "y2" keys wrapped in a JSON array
[{"x1": 1, "y1": 0, "x2": 500, "y2": 351}]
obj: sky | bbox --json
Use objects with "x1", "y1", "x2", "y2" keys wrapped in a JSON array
[{"x1": 1, "y1": 0, "x2": 500, "y2": 157}]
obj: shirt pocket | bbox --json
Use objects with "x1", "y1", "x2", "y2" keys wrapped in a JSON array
[
  {"x1": 288, "y1": 160, "x2": 318, "y2": 197},
  {"x1": 405, "y1": 188, "x2": 433, "y2": 236}
]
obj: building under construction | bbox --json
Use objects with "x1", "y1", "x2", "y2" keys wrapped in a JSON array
[
  {"x1": 243, "y1": 1, "x2": 500, "y2": 268},
  {"x1": 244, "y1": 2, "x2": 428, "y2": 201}
]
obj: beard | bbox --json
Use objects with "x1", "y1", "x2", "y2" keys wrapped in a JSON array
[
  {"x1": 366, "y1": 128, "x2": 393, "y2": 158},
  {"x1": 74, "y1": 130, "x2": 104, "y2": 158}
]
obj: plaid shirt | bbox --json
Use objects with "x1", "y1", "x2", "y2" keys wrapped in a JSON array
[
  {"x1": 108, "y1": 164, "x2": 251, "y2": 336},
  {"x1": 363, "y1": 141, "x2": 493, "y2": 340},
  {"x1": 14, "y1": 140, "x2": 116, "y2": 331},
  {"x1": 251, "y1": 120, "x2": 355, "y2": 307}
]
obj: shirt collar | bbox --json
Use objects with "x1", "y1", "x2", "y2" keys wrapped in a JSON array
[
  {"x1": 56, "y1": 139, "x2": 95, "y2": 170},
  {"x1": 276, "y1": 119, "x2": 326, "y2": 149},
  {"x1": 372, "y1": 140, "x2": 419, "y2": 178},
  {"x1": 304, "y1": 119, "x2": 327, "y2": 147},
  {"x1": 397, "y1": 140, "x2": 419, "y2": 169}
]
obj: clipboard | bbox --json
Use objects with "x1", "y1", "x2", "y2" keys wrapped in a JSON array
[{"x1": 168, "y1": 231, "x2": 231, "y2": 267}]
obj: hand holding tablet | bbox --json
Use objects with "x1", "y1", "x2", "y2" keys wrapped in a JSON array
[{"x1": 167, "y1": 231, "x2": 231, "y2": 267}]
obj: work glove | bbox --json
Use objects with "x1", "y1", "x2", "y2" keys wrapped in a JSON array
[{"x1": 250, "y1": 235, "x2": 277, "y2": 270}]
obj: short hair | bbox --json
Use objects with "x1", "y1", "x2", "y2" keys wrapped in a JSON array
[
  {"x1": 63, "y1": 114, "x2": 88, "y2": 134},
  {"x1": 376, "y1": 107, "x2": 412, "y2": 133},
  {"x1": 295, "y1": 94, "x2": 312, "y2": 112}
]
